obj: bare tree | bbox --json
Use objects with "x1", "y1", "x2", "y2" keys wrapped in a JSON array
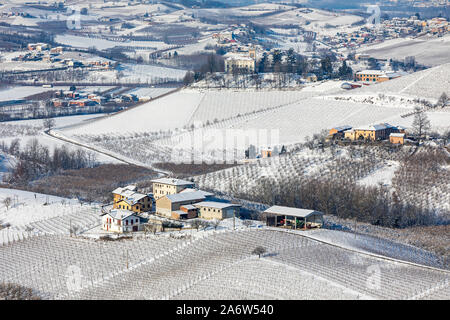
[
  {"x1": 3, "y1": 197, "x2": 12, "y2": 210},
  {"x1": 25, "y1": 226, "x2": 34, "y2": 235},
  {"x1": 201, "y1": 220, "x2": 211, "y2": 231},
  {"x1": 437, "y1": 92, "x2": 448, "y2": 108},
  {"x1": 412, "y1": 107, "x2": 431, "y2": 144},
  {"x1": 211, "y1": 219, "x2": 221, "y2": 230},
  {"x1": 0, "y1": 283, "x2": 41, "y2": 300},
  {"x1": 191, "y1": 220, "x2": 202, "y2": 231},
  {"x1": 69, "y1": 225, "x2": 80, "y2": 237},
  {"x1": 43, "y1": 117, "x2": 55, "y2": 131},
  {"x1": 243, "y1": 220, "x2": 253, "y2": 228},
  {"x1": 252, "y1": 246, "x2": 266, "y2": 258},
  {"x1": 144, "y1": 223, "x2": 158, "y2": 236}
]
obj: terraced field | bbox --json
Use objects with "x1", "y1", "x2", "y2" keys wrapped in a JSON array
[{"x1": 1, "y1": 229, "x2": 448, "y2": 300}]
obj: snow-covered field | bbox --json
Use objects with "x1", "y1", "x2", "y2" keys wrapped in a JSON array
[
  {"x1": 55, "y1": 34, "x2": 170, "y2": 52},
  {"x1": 51, "y1": 79, "x2": 445, "y2": 166},
  {"x1": 306, "y1": 228, "x2": 444, "y2": 268},
  {"x1": 0, "y1": 227, "x2": 447, "y2": 300},
  {"x1": 0, "y1": 188, "x2": 100, "y2": 245},
  {"x1": 0, "y1": 86, "x2": 53, "y2": 101},
  {"x1": 358, "y1": 160, "x2": 399, "y2": 188},
  {"x1": 351, "y1": 63, "x2": 450, "y2": 100},
  {"x1": 358, "y1": 34, "x2": 450, "y2": 67},
  {"x1": 128, "y1": 87, "x2": 177, "y2": 99},
  {"x1": 10, "y1": 114, "x2": 108, "y2": 129},
  {"x1": 62, "y1": 89, "x2": 202, "y2": 136},
  {"x1": 251, "y1": 7, "x2": 363, "y2": 29}
]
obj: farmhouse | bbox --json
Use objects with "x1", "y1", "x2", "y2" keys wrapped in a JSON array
[
  {"x1": 155, "y1": 191, "x2": 212, "y2": 218},
  {"x1": 328, "y1": 125, "x2": 352, "y2": 139},
  {"x1": 102, "y1": 210, "x2": 143, "y2": 233},
  {"x1": 152, "y1": 178, "x2": 196, "y2": 200},
  {"x1": 344, "y1": 123, "x2": 400, "y2": 141},
  {"x1": 112, "y1": 185, "x2": 153, "y2": 213},
  {"x1": 195, "y1": 202, "x2": 241, "y2": 220},
  {"x1": 390, "y1": 133, "x2": 405, "y2": 144},
  {"x1": 224, "y1": 55, "x2": 256, "y2": 73},
  {"x1": 355, "y1": 70, "x2": 389, "y2": 83},
  {"x1": 68, "y1": 99, "x2": 97, "y2": 107},
  {"x1": 264, "y1": 206, "x2": 323, "y2": 230},
  {"x1": 28, "y1": 43, "x2": 50, "y2": 51},
  {"x1": 51, "y1": 99, "x2": 68, "y2": 107}
]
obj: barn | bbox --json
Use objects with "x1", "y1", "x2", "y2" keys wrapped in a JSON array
[{"x1": 263, "y1": 206, "x2": 323, "y2": 230}]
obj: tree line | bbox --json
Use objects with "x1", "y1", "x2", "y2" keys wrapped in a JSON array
[
  {"x1": 0, "y1": 138, "x2": 98, "y2": 185},
  {"x1": 252, "y1": 176, "x2": 440, "y2": 229}
]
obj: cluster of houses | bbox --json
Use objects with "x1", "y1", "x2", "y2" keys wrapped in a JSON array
[
  {"x1": 101, "y1": 179, "x2": 325, "y2": 234},
  {"x1": 53, "y1": 90, "x2": 106, "y2": 108},
  {"x1": 52, "y1": 89, "x2": 138, "y2": 108},
  {"x1": 328, "y1": 16, "x2": 449, "y2": 50},
  {"x1": 101, "y1": 178, "x2": 242, "y2": 233},
  {"x1": 328, "y1": 123, "x2": 407, "y2": 144},
  {"x1": 14, "y1": 43, "x2": 114, "y2": 69}
]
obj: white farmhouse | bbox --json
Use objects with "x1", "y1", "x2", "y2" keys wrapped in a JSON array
[{"x1": 102, "y1": 209, "x2": 143, "y2": 233}]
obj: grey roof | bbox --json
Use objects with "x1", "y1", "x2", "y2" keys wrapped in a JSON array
[
  {"x1": 152, "y1": 178, "x2": 195, "y2": 186},
  {"x1": 112, "y1": 185, "x2": 137, "y2": 194},
  {"x1": 355, "y1": 123, "x2": 396, "y2": 131},
  {"x1": 390, "y1": 133, "x2": 405, "y2": 137},
  {"x1": 264, "y1": 206, "x2": 323, "y2": 218},
  {"x1": 107, "y1": 210, "x2": 139, "y2": 220},
  {"x1": 180, "y1": 204, "x2": 197, "y2": 210},
  {"x1": 165, "y1": 191, "x2": 206, "y2": 203},
  {"x1": 194, "y1": 201, "x2": 241, "y2": 209},
  {"x1": 332, "y1": 125, "x2": 352, "y2": 132},
  {"x1": 356, "y1": 70, "x2": 385, "y2": 75},
  {"x1": 180, "y1": 188, "x2": 214, "y2": 197},
  {"x1": 112, "y1": 185, "x2": 147, "y2": 205}
]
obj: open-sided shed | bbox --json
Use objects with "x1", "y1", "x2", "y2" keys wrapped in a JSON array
[{"x1": 263, "y1": 206, "x2": 323, "y2": 230}]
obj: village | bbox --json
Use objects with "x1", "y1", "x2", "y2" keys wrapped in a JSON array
[{"x1": 100, "y1": 178, "x2": 323, "y2": 235}]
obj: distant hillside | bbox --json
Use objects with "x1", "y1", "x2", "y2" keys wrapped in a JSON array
[{"x1": 353, "y1": 63, "x2": 450, "y2": 100}]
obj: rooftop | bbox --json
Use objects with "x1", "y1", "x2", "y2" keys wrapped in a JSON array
[
  {"x1": 152, "y1": 178, "x2": 195, "y2": 186},
  {"x1": 107, "y1": 210, "x2": 138, "y2": 220},
  {"x1": 356, "y1": 70, "x2": 386, "y2": 75},
  {"x1": 165, "y1": 191, "x2": 207, "y2": 203},
  {"x1": 390, "y1": 133, "x2": 405, "y2": 137},
  {"x1": 194, "y1": 201, "x2": 240, "y2": 209},
  {"x1": 332, "y1": 125, "x2": 352, "y2": 132},
  {"x1": 112, "y1": 185, "x2": 148, "y2": 205},
  {"x1": 180, "y1": 188, "x2": 214, "y2": 197},
  {"x1": 355, "y1": 123, "x2": 397, "y2": 131},
  {"x1": 264, "y1": 206, "x2": 322, "y2": 218}
]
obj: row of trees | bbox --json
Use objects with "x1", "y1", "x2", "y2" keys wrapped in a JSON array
[
  {"x1": 183, "y1": 53, "x2": 225, "y2": 85},
  {"x1": 257, "y1": 49, "x2": 353, "y2": 80},
  {"x1": 252, "y1": 176, "x2": 439, "y2": 229},
  {"x1": 0, "y1": 138, "x2": 98, "y2": 184},
  {"x1": 183, "y1": 50, "x2": 354, "y2": 87}
]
